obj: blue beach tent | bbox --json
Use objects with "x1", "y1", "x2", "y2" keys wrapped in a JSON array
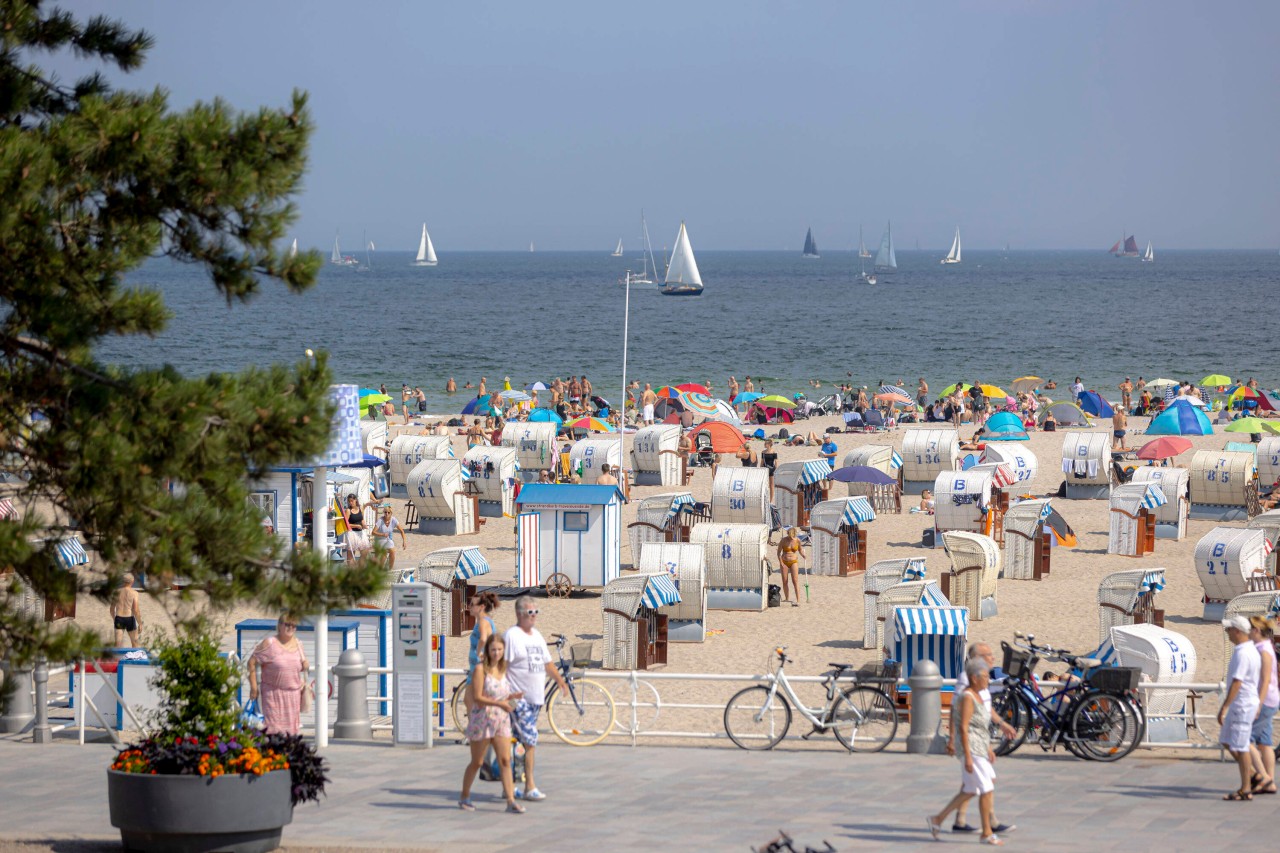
[
  {"x1": 984, "y1": 412, "x2": 1030, "y2": 441},
  {"x1": 1076, "y1": 390, "x2": 1115, "y2": 418},
  {"x1": 1146, "y1": 399, "x2": 1213, "y2": 436}
]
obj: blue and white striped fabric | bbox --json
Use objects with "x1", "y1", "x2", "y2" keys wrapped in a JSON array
[
  {"x1": 842, "y1": 497, "x2": 877, "y2": 526},
  {"x1": 797, "y1": 459, "x2": 834, "y2": 486},
  {"x1": 878, "y1": 385, "x2": 908, "y2": 397},
  {"x1": 455, "y1": 547, "x2": 492, "y2": 580},
  {"x1": 663, "y1": 493, "x2": 696, "y2": 525},
  {"x1": 919, "y1": 581, "x2": 952, "y2": 607},
  {"x1": 54, "y1": 537, "x2": 88, "y2": 568},
  {"x1": 1139, "y1": 484, "x2": 1167, "y2": 509},
  {"x1": 641, "y1": 573, "x2": 682, "y2": 609},
  {"x1": 1138, "y1": 569, "x2": 1165, "y2": 594},
  {"x1": 1163, "y1": 385, "x2": 1177, "y2": 403},
  {"x1": 901, "y1": 559, "x2": 927, "y2": 581},
  {"x1": 892, "y1": 606, "x2": 968, "y2": 679},
  {"x1": 1038, "y1": 500, "x2": 1054, "y2": 521},
  {"x1": 1269, "y1": 594, "x2": 1280, "y2": 618},
  {"x1": 1086, "y1": 638, "x2": 1117, "y2": 669},
  {"x1": 890, "y1": 450, "x2": 903, "y2": 471}
]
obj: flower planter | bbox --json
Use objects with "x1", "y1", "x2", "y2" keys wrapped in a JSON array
[{"x1": 107, "y1": 768, "x2": 293, "y2": 853}]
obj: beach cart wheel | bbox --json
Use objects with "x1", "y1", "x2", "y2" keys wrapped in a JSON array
[{"x1": 545, "y1": 572, "x2": 573, "y2": 598}]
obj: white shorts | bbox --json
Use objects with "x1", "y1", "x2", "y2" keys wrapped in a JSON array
[
  {"x1": 960, "y1": 755, "x2": 996, "y2": 795},
  {"x1": 643, "y1": 404, "x2": 654, "y2": 421},
  {"x1": 1221, "y1": 704, "x2": 1256, "y2": 753}
]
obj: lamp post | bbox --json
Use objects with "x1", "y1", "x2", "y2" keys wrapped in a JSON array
[{"x1": 618, "y1": 271, "x2": 632, "y2": 477}]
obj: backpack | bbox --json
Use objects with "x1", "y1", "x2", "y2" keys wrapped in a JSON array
[{"x1": 767, "y1": 584, "x2": 783, "y2": 608}]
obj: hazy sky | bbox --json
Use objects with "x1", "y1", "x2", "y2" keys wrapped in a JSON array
[{"x1": 51, "y1": 1, "x2": 1280, "y2": 250}]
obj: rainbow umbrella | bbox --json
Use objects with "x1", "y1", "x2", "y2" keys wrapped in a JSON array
[
  {"x1": 676, "y1": 383, "x2": 710, "y2": 396},
  {"x1": 874, "y1": 392, "x2": 913, "y2": 407},
  {"x1": 654, "y1": 386, "x2": 685, "y2": 399},
  {"x1": 680, "y1": 391, "x2": 719, "y2": 416},
  {"x1": 567, "y1": 417, "x2": 616, "y2": 433},
  {"x1": 756, "y1": 395, "x2": 796, "y2": 409}
]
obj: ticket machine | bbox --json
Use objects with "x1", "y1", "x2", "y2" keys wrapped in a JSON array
[{"x1": 392, "y1": 583, "x2": 432, "y2": 748}]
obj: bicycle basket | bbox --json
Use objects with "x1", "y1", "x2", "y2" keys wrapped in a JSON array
[
  {"x1": 570, "y1": 642, "x2": 594, "y2": 668},
  {"x1": 1001, "y1": 642, "x2": 1034, "y2": 680},
  {"x1": 857, "y1": 660, "x2": 900, "y2": 683},
  {"x1": 1085, "y1": 665, "x2": 1142, "y2": 693}
]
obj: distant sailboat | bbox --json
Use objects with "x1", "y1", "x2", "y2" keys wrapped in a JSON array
[
  {"x1": 356, "y1": 230, "x2": 372, "y2": 272},
  {"x1": 289, "y1": 238, "x2": 297, "y2": 259},
  {"x1": 660, "y1": 222, "x2": 704, "y2": 296},
  {"x1": 611, "y1": 239, "x2": 624, "y2": 257},
  {"x1": 413, "y1": 224, "x2": 438, "y2": 266},
  {"x1": 1142, "y1": 241, "x2": 1154, "y2": 263},
  {"x1": 330, "y1": 231, "x2": 358, "y2": 266},
  {"x1": 858, "y1": 225, "x2": 872, "y2": 258},
  {"x1": 1110, "y1": 230, "x2": 1140, "y2": 257},
  {"x1": 529, "y1": 241, "x2": 535, "y2": 253},
  {"x1": 874, "y1": 222, "x2": 897, "y2": 274},
  {"x1": 802, "y1": 227, "x2": 820, "y2": 259},
  {"x1": 631, "y1": 211, "x2": 661, "y2": 284},
  {"x1": 940, "y1": 226, "x2": 962, "y2": 264}
]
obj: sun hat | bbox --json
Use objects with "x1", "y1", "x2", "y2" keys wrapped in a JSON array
[{"x1": 1223, "y1": 614, "x2": 1251, "y2": 633}]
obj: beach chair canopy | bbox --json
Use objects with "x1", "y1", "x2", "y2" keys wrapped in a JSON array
[
  {"x1": 1146, "y1": 400, "x2": 1214, "y2": 436},
  {"x1": 605, "y1": 572, "x2": 682, "y2": 621},
  {"x1": 809, "y1": 496, "x2": 876, "y2": 532},
  {"x1": 420, "y1": 546, "x2": 492, "y2": 580},
  {"x1": 1038, "y1": 402, "x2": 1089, "y2": 426},
  {"x1": 50, "y1": 536, "x2": 88, "y2": 568},
  {"x1": 1111, "y1": 482, "x2": 1168, "y2": 513},
  {"x1": 782, "y1": 459, "x2": 835, "y2": 487},
  {"x1": 891, "y1": 605, "x2": 969, "y2": 679}
]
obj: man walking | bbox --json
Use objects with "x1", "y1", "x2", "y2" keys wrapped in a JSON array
[{"x1": 504, "y1": 597, "x2": 571, "y2": 802}]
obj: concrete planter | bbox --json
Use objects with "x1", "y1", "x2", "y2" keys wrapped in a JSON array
[{"x1": 107, "y1": 768, "x2": 293, "y2": 853}]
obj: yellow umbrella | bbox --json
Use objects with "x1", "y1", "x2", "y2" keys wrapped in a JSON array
[
  {"x1": 1010, "y1": 376, "x2": 1041, "y2": 394},
  {"x1": 979, "y1": 384, "x2": 1008, "y2": 399},
  {"x1": 1201, "y1": 374, "x2": 1232, "y2": 387}
]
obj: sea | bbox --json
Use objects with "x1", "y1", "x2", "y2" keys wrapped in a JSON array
[{"x1": 101, "y1": 249, "x2": 1276, "y2": 411}]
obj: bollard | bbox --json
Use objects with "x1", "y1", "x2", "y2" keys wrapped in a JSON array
[
  {"x1": 32, "y1": 658, "x2": 51, "y2": 744},
  {"x1": 332, "y1": 648, "x2": 373, "y2": 741},
  {"x1": 0, "y1": 658, "x2": 35, "y2": 734},
  {"x1": 906, "y1": 659, "x2": 945, "y2": 755}
]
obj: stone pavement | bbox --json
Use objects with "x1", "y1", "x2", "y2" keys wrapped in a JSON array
[{"x1": 0, "y1": 739, "x2": 1260, "y2": 851}]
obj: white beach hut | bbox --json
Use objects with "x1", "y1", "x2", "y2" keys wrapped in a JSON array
[
  {"x1": 1195, "y1": 527, "x2": 1270, "y2": 620},
  {"x1": 569, "y1": 437, "x2": 624, "y2": 486},
  {"x1": 1257, "y1": 436, "x2": 1280, "y2": 487},
  {"x1": 500, "y1": 421, "x2": 559, "y2": 482},
  {"x1": 862, "y1": 558, "x2": 928, "y2": 649},
  {"x1": 874, "y1": 580, "x2": 951, "y2": 661},
  {"x1": 461, "y1": 445, "x2": 518, "y2": 517},
  {"x1": 405, "y1": 458, "x2": 477, "y2": 535},
  {"x1": 631, "y1": 424, "x2": 686, "y2": 486},
  {"x1": 1130, "y1": 467, "x2": 1190, "y2": 540},
  {"x1": 1002, "y1": 499, "x2": 1053, "y2": 581},
  {"x1": 626, "y1": 492, "x2": 699, "y2": 567},
  {"x1": 808, "y1": 497, "x2": 876, "y2": 576},
  {"x1": 891, "y1": 606, "x2": 969, "y2": 680},
  {"x1": 1246, "y1": 509, "x2": 1280, "y2": 574},
  {"x1": 901, "y1": 429, "x2": 960, "y2": 495},
  {"x1": 773, "y1": 459, "x2": 833, "y2": 529},
  {"x1": 418, "y1": 546, "x2": 492, "y2": 638},
  {"x1": 980, "y1": 444, "x2": 1038, "y2": 489},
  {"x1": 1110, "y1": 623, "x2": 1197, "y2": 744},
  {"x1": 1187, "y1": 449, "x2": 1260, "y2": 521},
  {"x1": 515, "y1": 484, "x2": 624, "y2": 596},
  {"x1": 1098, "y1": 568, "x2": 1166, "y2": 645},
  {"x1": 710, "y1": 466, "x2": 771, "y2": 525},
  {"x1": 689, "y1": 522, "x2": 771, "y2": 611},
  {"x1": 932, "y1": 468, "x2": 998, "y2": 540},
  {"x1": 639, "y1": 542, "x2": 708, "y2": 642},
  {"x1": 387, "y1": 435, "x2": 454, "y2": 498},
  {"x1": 1107, "y1": 483, "x2": 1165, "y2": 557},
  {"x1": 360, "y1": 420, "x2": 388, "y2": 456},
  {"x1": 1221, "y1": 591, "x2": 1280, "y2": 672},
  {"x1": 1060, "y1": 432, "x2": 1113, "y2": 499},
  {"x1": 939, "y1": 531, "x2": 1000, "y2": 620},
  {"x1": 601, "y1": 573, "x2": 680, "y2": 671}
]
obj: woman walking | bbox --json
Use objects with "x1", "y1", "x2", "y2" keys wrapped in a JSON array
[
  {"x1": 371, "y1": 504, "x2": 407, "y2": 570},
  {"x1": 1249, "y1": 616, "x2": 1278, "y2": 794},
  {"x1": 928, "y1": 657, "x2": 1003, "y2": 845},
  {"x1": 342, "y1": 493, "x2": 371, "y2": 561},
  {"x1": 458, "y1": 633, "x2": 525, "y2": 813},
  {"x1": 247, "y1": 615, "x2": 309, "y2": 736}
]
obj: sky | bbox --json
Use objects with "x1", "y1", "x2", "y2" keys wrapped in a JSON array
[{"x1": 47, "y1": 1, "x2": 1280, "y2": 251}]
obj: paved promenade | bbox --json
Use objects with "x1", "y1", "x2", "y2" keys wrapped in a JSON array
[{"x1": 0, "y1": 739, "x2": 1259, "y2": 851}]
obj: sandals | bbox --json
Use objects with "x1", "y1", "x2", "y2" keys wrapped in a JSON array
[
  {"x1": 925, "y1": 816, "x2": 941, "y2": 841},
  {"x1": 506, "y1": 801, "x2": 526, "y2": 814},
  {"x1": 980, "y1": 835, "x2": 1004, "y2": 846},
  {"x1": 1223, "y1": 789, "x2": 1254, "y2": 801},
  {"x1": 1251, "y1": 773, "x2": 1277, "y2": 794},
  {"x1": 457, "y1": 799, "x2": 475, "y2": 811}
]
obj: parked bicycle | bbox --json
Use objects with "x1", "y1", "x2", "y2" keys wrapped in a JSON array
[
  {"x1": 724, "y1": 647, "x2": 898, "y2": 752},
  {"x1": 992, "y1": 631, "x2": 1144, "y2": 762}
]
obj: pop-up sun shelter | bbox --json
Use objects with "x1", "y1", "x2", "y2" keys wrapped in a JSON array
[
  {"x1": 1146, "y1": 399, "x2": 1213, "y2": 436},
  {"x1": 1196, "y1": 527, "x2": 1270, "y2": 619},
  {"x1": 418, "y1": 546, "x2": 492, "y2": 638},
  {"x1": 515, "y1": 484, "x2": 625, "y2": 597},
  {"x1": 1038, "y1": 401, "x2": 1090, "y2": 428},
  {"x1": 1076, "y1": 390, "x2": 1114, "y2": 418},
  {"x1": 638, "y1": 542, "x2": 707, "y2": 642},
  {"x1": 983, "y1": 411, "x2": 1029, "y2": 441},
  {"x1": 808, "y1": 497, "x2": 876, "y2": 576}
]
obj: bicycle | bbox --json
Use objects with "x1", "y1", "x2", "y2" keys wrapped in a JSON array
[
  {"x1": 723, "y1": 647, "x2": 899, "y2": 752},
  {"x1": 992, "y1": 631, "x2": 1144, "y2": 762}
]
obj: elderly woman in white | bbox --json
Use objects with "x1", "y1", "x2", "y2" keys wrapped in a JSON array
[
  {"x1": 929, "y1": 656, "x2": 1004, "y2": 845},
  {"x1": 1220, "y1": 614, "x2": 1263, "y2": 801}
]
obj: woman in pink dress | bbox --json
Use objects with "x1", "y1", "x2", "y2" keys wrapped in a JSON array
[
  {"x1": 458, "y1": 633, "x2": 524, "y2": 813},
  {"x1": 247, "y1": 615, "x2": 308, "y2": 735}
]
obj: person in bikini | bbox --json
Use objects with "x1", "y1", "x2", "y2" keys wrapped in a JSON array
[{"x1": 776, "y1": 527, "x2": 804, "y2": 607}]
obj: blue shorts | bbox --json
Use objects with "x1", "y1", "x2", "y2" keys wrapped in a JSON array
[
  {"x1": 1251, "y1": 704, "x2": 1277, "y2": 746},
  {"x1": 510, "y1": 699, "x2": 542, "y2": 747}
]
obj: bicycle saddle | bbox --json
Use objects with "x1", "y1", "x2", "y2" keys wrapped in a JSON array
[{"x1": 827, "y1": 662, "x2": 854, "y2": 670}]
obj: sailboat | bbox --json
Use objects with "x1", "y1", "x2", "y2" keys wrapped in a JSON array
[
  {"x1": 1109, "y1": 231, "x2": 1140, "y2": 257},
  {"x1": 660, "y1": 222, "x2": 704, "y2": 296},
  {"x1": 631, "y1": 211, "x2": 661, "y2": 284},
  {"x1": 858, "y1": 247, "x2": 875, "y2": 284},
  {"x1": 858, "y1": 225, "x2": 872, "y2": 258},
  {"x1": 611, "y1": 239, "x2": 624, "y2": 257},
  {"x1": 330, "y1": 231, "x2": 358, "y2": 266},
  {"x1": 940, "y1": 227, "x2": 962, "y2": 264},
  {"x1": 289, "y1": 238, "x2": 297, "y2": 259},
  {"x1": 874, "y1": 221, "x2": 897, "y2": 274},
  {"x1": 802, "y1": 227, "x2": 820, "y2": 259},
  {"x1": 1142, "y1": 241, "x2": 1154, "y2": 263},
  {"x1": 529, "y1": 241, "x2": 535, "y2": 253},
  {"x1": 355, "y1": 231, "x2": 372, "y2": 272},
  {"x1": 413, "y1": 224, "x2": 438, "y2": 266}
]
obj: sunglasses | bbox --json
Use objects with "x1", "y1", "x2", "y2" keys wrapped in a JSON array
[
  {"x1": 521, "y1": 609, "x2": 539, "y2": 616},
  {"x1": 281, "y1": 622, "x2": 298, "y2": 629}
]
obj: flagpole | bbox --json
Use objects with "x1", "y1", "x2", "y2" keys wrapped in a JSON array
[{"x1": 619, "y1": 271, "x2": 632, "y2": 484}]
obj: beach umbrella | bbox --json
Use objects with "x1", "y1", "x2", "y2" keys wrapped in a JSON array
[
  {"x1": 1136, "y1": 436, "x2": 1193, "y2": 461},
  {"x1": 344, "y1": 453, "x2": 389, "y2": 469},
  {"x1": 499, "y1": 389, "x2": 531, "y2": 402},
  {"x1": 654, "y1": 386, "x2": 685, "y2": 399},
  {"x1": 979, "y1": 384, "x2": 1008, "y2": 399},
  {"x1": 525, "y1": 381, "x2": 549, "y2": 391},
  {"x1": 1011, "y1": 376, "x2": 1041, "y2": 394},
  {"x1": 733, "y1": 391, "x2": 764, "y2": 405},
  {"x1": 567, "y1": 417, "x2": 616, "y2": 433},
  {"x1": 1145, "y1": 378, "x2": 1178, "y2": 393},
  {"x1": 827, "y1": 465, "x2": 897, "y2": 485},
  {"x1": 528, "y1": 408, "x2": 563, "y2": 425},
  {"x1": 688, "y1": 421, "x2": 747, "y2": 452},
  {"x1": 359, "y1": 392, "x2": 390, "y2": 406},
  {"x1": 680, "y1": 391, "x2": 719, "y2": 417},
  {"x1": 939, "y1": 382, "x2": 973, "y2": 397},
  {"x1": 756, "y1": 395, "x2": 796, "y2": 409},
  {"x1": 461, "y1": 397, "x2": 495, "y2": 416},
  {"x1": 676, "y1": 383, "x2": 710, "y2": 396},
  {"x1": 874, "y1": 392, "x2": 913, "y2": 407},
  {"x1": 704, "y1": 399, "x2": 742, "y2": 425},
  {"x1": 1202, "y1": 374, "x2": 1232, "y2": 387},
  {"x1": 1076, "y1": 390, "x2": 1114, "y2": 418},
  {"x1": 1146, "y1": 400, "x2": 1213, "y2": 436},
  {"x1": 358, "y1": 387, "x2": 382, "y2": 397},
  {"x1": 878, "y1": 384, "x2": 909, "y2": 397},
  {"x1": 1225, "y1": 417, "x2": 1280, "y2": 436}
]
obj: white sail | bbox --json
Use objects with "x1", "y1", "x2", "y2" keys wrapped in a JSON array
[
  {"x1": 331, "y1": 233, "x2": 342, "y2": 263},
  {"x1": 664, "y1": 222, "x2": 703, "y2": 287},
  {"x1": 368, "y1": 240, "x2": 376, "y2": 251},
  {"x1": 1142, "y1": 241, "x2": 1154, "y2": 262},
  {"x1": 941, "y1": 226, "x2": 961, "y2": 264},
  {"x1": 415, "y1": 224, "x2": 438, "y2": 265},
  {"x1": 874, "y1": 222, "x2": 897, "y2": 271},
  {"x1": 290, "y1": 238, "x2": 297, "y2": 259},
  {"x1": 858, "y1": 224, "x2": 871, "y2": 258},
  {"x1": 612, "y1": 239, "x2": 624, "y2": 257},
  {"x1": 529, "y1": 241, "x2": 535, "y2": 252}
]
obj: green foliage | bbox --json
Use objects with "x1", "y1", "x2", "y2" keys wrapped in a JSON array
[
  {"x1": 0, "y1": 1, "x2": 385, "y2": 671},
  {"x1": 148, "y1": 633, "x2": 242, "y2": 739}
]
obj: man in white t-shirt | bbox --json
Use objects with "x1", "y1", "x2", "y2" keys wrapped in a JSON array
[
  {"x1": 503, "y1": 596, "x2": 570, "y2": 802},
  {"x1": 1219, "y1": 615, "x2": 1262, "y2": 800},
  {"x1": 948, "y1": 643, "x2": 1016, "y2": 835}
]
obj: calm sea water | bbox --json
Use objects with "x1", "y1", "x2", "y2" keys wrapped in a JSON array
[{"x1": 101, "y1": 249, "x2": 1275, "y2": 411}]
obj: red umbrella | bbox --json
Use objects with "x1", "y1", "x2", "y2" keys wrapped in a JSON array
[
  {"x1": 688, "y1": 421, "x2": 747, "y2": 453},
  {"x1": 676, "y1": 383, "x2": 710, "y2": 396},
  {"x1": 1136, "y1": 436, "x2": 1193, "y2": 461}
]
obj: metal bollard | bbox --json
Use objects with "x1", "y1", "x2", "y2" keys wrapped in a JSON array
[
  {"x1": 32, "y1": 658, "x2": 51, "y2": 744},
  {"x1": 0, "y1": 658, "x2": 35, "y2": 734},
  {"x1": 906, "y1": 659, "x2": 945, "y2": 755},
  {"x1": 332, "y1": 648, "x2": 373, "y2": 741}
]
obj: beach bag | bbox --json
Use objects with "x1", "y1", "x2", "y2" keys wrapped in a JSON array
[
  {"x1": 300, "y1": 679, "x2": 314, "y2": 713},
  {"x1": 767, "y1": 584, "x2": 782, "y2": 608},
  {"x1": 241, "y1": 699, "x2": 265, "y2": 730},
  {"x1": 825, "y1": 426, "x2": 841, "y2": 434}
]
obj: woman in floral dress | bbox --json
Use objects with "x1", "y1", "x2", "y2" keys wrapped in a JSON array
[{"x1": 458, "y1": 633, "x2": 524, "y2": 813}]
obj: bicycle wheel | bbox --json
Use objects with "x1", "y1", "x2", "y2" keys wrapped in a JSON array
[
  {"x1": 831, "y1": 686, "x2": 898, "y2": 753},
  {"x1": 1068, "y1": 690, "x2": 1141, "y2": 762},
  {"x1": 450, "y1": 681, "x2": 468, "y2": 735},
  {"x1": 547, "y1": 677, "x2": 616, "y2": 746},
  {"x1": 991, "y1": 688, "x2": 1031, "y2": 756},
  {"x1": 724, "y1": 685, "x2": 791, "y2": 750}
]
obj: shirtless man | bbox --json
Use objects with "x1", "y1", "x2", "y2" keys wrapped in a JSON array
[
  {"x1": 581, "y1": 375, "x2": 592, "y2": 400},
  {"x1": 595, "y1": 463, "x2": 618, "y2": 486},
  {"x1": 1119, "y1": 377, "x2": 1133, "y2": 413},
  {"x1": 1112, "y1": 407, "x2": 1128, "y2": 450},
  {"x1": 445, "y1": 377, "x2": 456, "y2": 394},
  {"x1": 744, "y1": 376, "x2": 755, "y2": 393},
  {"x1": 776, "y1": 528, "x2": 804, "y2": 607},
  {"x1": 641, "y1": 384, "x2": 657, "y2": 425},
  {"x1": 477, "y1": 376, "x2": 488, "y2": 398},
  {"x1": 917, "y1": 377, "x2": 929, "y2": 408},
  {"x1": 568, "y1": 376, "x2": 582, "y2": 403},
  {"x1": 728, "y1": 376, "x2": 739, "y2": 402},
  {"x1": 111, "y1": 574, "x2": 143, "y2": 647}
]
